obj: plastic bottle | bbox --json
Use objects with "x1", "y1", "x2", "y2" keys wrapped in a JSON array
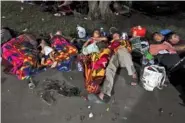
[
  {"x1": 121, "y1": 32, "x2": 128, "y2": 40},
  {"x1": 142, "y1": 56, "x2": 148, "y2": 65},
  {"x1": 77, "y1": 61, "x2": 83, "y2": 72},
  {"x1": 100, "y1": 27, "x2": 106, "y2": 36}
]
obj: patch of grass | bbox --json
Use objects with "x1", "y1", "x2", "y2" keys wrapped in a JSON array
[{"x1": 2, "y1": 1, "x2": 185, "y2": 39}]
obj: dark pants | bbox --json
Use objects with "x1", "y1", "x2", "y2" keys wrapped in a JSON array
[{"x1": 157, "y1": 54, "x2": 181, "y2": 70}]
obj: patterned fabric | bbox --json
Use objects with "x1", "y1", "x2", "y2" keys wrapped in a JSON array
[
  {"x1": 1, "y1": 35, "x2": 38, "y2": 80},
  {"x1": 82, "y1": 48, "x2": 112, "y2": 93},
  {"x1": 109, "y1": 39, "x2": 132, "y2": 53},
  {"x1": 45, "y1": 35, "x2": 78, "y2": 70},
  {"x1": 82, "y1": 39, "x2": 132, "y2": 93},
  {"x1": 1, "y1": 35, "x2": 78, "y2": 80}
]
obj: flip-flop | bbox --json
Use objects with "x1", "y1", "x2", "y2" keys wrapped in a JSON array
[
  {"x1": 131, "y1": 77, "x2": 138, "y2": 86},
  {"x1": 87, "y1": 94, "x2": 105, "y2": 104}
]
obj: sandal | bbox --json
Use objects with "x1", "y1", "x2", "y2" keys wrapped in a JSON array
[{"x1": 131, "y1": 76, "x2": 138, "y2": 86}]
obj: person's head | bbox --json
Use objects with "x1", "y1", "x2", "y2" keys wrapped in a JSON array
[
  {"x1": 112, "y1": 32, "x2": 121, "y2": 40},
  {"x1": 167, "y1": 33, "x2": 180, "y2": 45},
  {"x1": 37, "y1": 38, "x2": 47, "y2": 47},
  {"x1": 92, "y1": 29, "x2": 101, "y2": 38},
  {"x1": 152, "y1": 32, "x2": 165, "y2": 43}
]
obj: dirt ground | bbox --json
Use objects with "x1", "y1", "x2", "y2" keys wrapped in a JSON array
[{"x1": 1, "y1": 1, "x2": 185, "y2": 123}]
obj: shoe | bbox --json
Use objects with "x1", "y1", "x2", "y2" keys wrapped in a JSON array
[{"x1": 87, "y1": 94, "x2": 105, "y2": 104}]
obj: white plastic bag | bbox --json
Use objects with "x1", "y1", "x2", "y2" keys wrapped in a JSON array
[
  {"x1": 82, "y1": 42, "x2": 99, "y2": 55},
  {"x1": 76, "y1": 25, "x2": 86, "y2": 38},
  {"x1": 141, "y1": 65, "x2": 166, "y2": 91}
]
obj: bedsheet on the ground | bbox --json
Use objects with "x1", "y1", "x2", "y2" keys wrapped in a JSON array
[{"x1": 1, "y1": 35, "x2": 39, "y2": 80}]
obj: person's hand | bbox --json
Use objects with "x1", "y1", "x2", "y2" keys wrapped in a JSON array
[{"x1": 49, "y1": 33, "x2": 53, "y2": 39}]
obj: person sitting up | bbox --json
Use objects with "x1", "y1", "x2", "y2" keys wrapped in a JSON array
[
  {"x1": 88, "y1": 32, "x2": 138, "y2": 103},
  {"x1": 38, "y1": 39, "x2": 58, "y2": 68}
]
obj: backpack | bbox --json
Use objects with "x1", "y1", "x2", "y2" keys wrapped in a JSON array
[{"x1": 141, "y1": 65, "x2": 166, "y2": 91}]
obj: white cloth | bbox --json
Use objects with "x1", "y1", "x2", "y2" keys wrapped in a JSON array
[
  {"x1": 43, "y1": 46, "x2": 53, "y2": 56},
  {"x1": 158, "y1": 50, "x2": 169, "y2": 54}
]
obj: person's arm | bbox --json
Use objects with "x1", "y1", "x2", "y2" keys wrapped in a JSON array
[
  {"x1": 93, "y1": 37, "x2": 108, "y2": 42},
  {"x1": 49, "y1": 51, "x2": 55, "y2": 62},
  {"x1": 58, "y1": 1, "x2": 72, "y2": 7},
  {"x1": 83, "y1": 39, "x2": 91, "y2": 47},
  {"x1": 174, "y1": 45, "x2": 185, "y2": 52},
  {"x1": 149, "y1": 44, "x2": 169, "y2": 55}
]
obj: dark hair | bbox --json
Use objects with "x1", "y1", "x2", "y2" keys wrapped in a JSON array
[
  {"x1": 37, "y1": 46, "x2": 42, "y2": 52},
  {"x1": 111, "y1": 31, "x2": 121, "y2": 39},
  {"x1": 92, "y1": 29, "x2": 101, "y2": 37},
  {"x1": 2, "y1": 27, "x2": 17, "y2": 37},
  {"x1": 151, "y1": 32, "x2": 160, "y2": 38},
  {"x1": 165, "y1": 32, "x2": 176, "y2": 41}
]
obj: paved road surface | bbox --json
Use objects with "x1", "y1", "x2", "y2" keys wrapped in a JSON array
[{"x1": 1, "y1": 66, "x2": 185, "y2": 123}]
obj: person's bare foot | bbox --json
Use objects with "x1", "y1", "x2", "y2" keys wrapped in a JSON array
[
  {"x1": 99, "y1": 92, "x2": 104, "y2": 100},
  {"x1": 131, "y1": 73, "x2": 138, "y2": 86},
  {"x1": 51, "y1": 61, "x2": 58, "y2": 68}
]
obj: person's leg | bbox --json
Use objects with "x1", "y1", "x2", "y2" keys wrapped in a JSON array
[
  {"x1": 99, "y1": 53, "x2": 120, "y2": 99},
  {"x1": 117, "y1": 48, "x2": 137, "y2": 85}
]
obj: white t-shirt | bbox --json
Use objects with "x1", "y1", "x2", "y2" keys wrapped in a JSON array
[{"x1": 43, "y1": 46, "x2": 53, "y2": 56}]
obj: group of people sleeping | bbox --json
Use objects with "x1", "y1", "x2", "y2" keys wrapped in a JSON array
[
  {"x1": 1, "y1": 25, "x2": 185, "y2": 103},
  {"x1": 81, "y1": 26, "x2": 185, "y2": 103}
]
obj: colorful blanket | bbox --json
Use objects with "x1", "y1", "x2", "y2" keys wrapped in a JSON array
[
  {"x1": 47, "y1": 35, "x2": 78, "y2": 71},
  {"x1": 82, "y1": 39, "x2": 132, "y2": 93},
  {"x1": 1, "y1": 35, "x2": 78, "y2": 80},
  {"x1": 83, "y1": 48, "x2": 112, "y2": 93},
  {"x1": 1, "y1": 35, "x2": 38, "y2": 80}
]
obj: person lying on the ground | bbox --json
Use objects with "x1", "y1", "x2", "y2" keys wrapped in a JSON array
[
  {"x1": 38, "y1": 39, "x2": 58, "y2": 68},
  {"x1": 149, "y1": 33, "x2": 181, "y2": 70},
  {"x1": 87, "y1": 32, "x2": 138, "y2": 104},
  {"x1": 83, "y1": 29, "x2": 108, "y2": 47},
  {"x1": 81, "y1": 29, "x2": 108, "y2": 55},
  {"x1": 1, "y1": 34, "x2": 39, "y2": 80},
  {"x1": 150, "y1": 32, "x2": 177, "y2": 55},
  {"x1": 151, "y1": 29, "x2": 172, "y2": 43},
  {"x1": 166, "y1": 32, "x2": 185, "y2": 56}
]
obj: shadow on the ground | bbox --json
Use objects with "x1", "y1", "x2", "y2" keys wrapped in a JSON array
[{"x1": 169, "y1": 68, "x2": 185, "y2": 106}]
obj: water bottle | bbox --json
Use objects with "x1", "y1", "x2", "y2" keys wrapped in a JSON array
[
  {"x1": 142, "y1": 56, "x2": 148, "y2": 65},
  {"x1": 121, "y1": 32, "x2": 128, "y2": 40},
  {"x1": 100, "y1": 27, "x2": 106, "y2": 36},
  {"x1": 77, "y1": 61, "x2": 83, "y2": 72}
]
